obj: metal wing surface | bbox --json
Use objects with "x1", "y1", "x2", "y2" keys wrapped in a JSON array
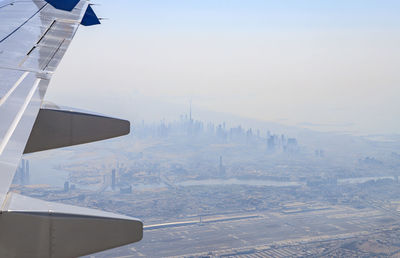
[{"x1": 0, "y1": 1, "x2": 142, "y2": 257}]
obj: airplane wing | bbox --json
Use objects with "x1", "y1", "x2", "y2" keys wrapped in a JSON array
[{"x1": 0, "y1": 1, "x2": 142, "y2": 257}]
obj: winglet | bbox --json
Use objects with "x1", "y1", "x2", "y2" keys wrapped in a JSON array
[{"x1": 81, "y1": 5, "x2": 101, "y2": 26}]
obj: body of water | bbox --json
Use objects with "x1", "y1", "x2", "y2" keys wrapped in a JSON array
[{"x1": 338, "y1": 176, "x2": 395, "y2": 185}]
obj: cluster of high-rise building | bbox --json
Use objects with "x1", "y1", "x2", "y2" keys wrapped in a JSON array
[
  {"x1": 266, "y1": 133, "x2": 299, "y2": 153},
  {"x1": 133, "y1": 113, "x2": 299, "y2": 154},
  {"x1": 13, "y1": 159, "x2": 30, "y2": 185},
  {"x1": 107, "y1": 166, "x2": 132, "y2": 193}
]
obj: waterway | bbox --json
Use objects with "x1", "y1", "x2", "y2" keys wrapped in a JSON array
[{"x1": 337, "y1": 176, "x2": 395, "y2": 185}]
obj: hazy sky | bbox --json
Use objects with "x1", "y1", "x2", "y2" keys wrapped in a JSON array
[{"x1": 46, "y1": 0, "x2": 400, "y2": 135}]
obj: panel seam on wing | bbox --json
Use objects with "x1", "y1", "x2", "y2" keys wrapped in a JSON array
[
  {"x1": 0, "y1": 3, "x2": 48, "y2": 44},
  {"x1": 0, "y1": 78, "x2": 41, "y2": 155},
  {"x1": 0, "y1": 71, "x2": 29, "y2": 106}
]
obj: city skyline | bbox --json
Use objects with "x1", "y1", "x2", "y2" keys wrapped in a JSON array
[{"x1": 46, "y1": 0, "x2": 400, "y2": 134}]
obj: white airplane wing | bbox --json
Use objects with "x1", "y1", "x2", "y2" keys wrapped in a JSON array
[{"x1": 0, "y1": 1, "x2": 142, "y2": 257}]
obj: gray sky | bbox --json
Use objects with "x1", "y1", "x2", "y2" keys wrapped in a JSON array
[{"x1": 46, "y1": 0, "x2": 400, "y2": 135}]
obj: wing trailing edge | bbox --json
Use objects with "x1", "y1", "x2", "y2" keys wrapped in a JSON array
[{"x1": 24, "y1": 107, "x2": 130, "y2": 154}]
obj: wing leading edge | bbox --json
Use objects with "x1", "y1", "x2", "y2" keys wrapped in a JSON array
[{"x1": 0, "y1": 1, "x2": 143, "y2": 256}]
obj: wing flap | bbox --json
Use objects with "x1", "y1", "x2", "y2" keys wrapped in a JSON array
[{"x1": 0, "y1": 0, "x2": 88, "y2": 72}]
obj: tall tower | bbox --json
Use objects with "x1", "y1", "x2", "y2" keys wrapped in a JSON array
[
  {"x1": 20, "y1": 159, "x2": 25, "y2": 184},
  {"x1": 25, "y1": 159, "x2": 30, "y2": 184},
  {"x1": 189, "y1": 99, "x2": 192, "y2": 122},
  {"x1": 64, "y1": 181, "x2": 70, "y2": 192},
  {"x1": 187, "y1": 100, "x2": 193, "y2": 136}
]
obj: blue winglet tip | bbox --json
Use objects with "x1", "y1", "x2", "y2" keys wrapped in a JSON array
[{"x1": 81, "y1": 5, "x2": 101, "y2": 26}]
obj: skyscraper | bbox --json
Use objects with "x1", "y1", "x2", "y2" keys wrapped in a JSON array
[{"x1": 64, "y1": 181, "x2": 70, "y2": 192}]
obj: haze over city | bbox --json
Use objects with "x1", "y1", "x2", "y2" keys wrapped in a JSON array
[
  {"x1": 46, "y1": 0, "x2": 400, "y2": 135},
  {"x1": 6, "y1": 0, "x2": 400, "y2": 257}
]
